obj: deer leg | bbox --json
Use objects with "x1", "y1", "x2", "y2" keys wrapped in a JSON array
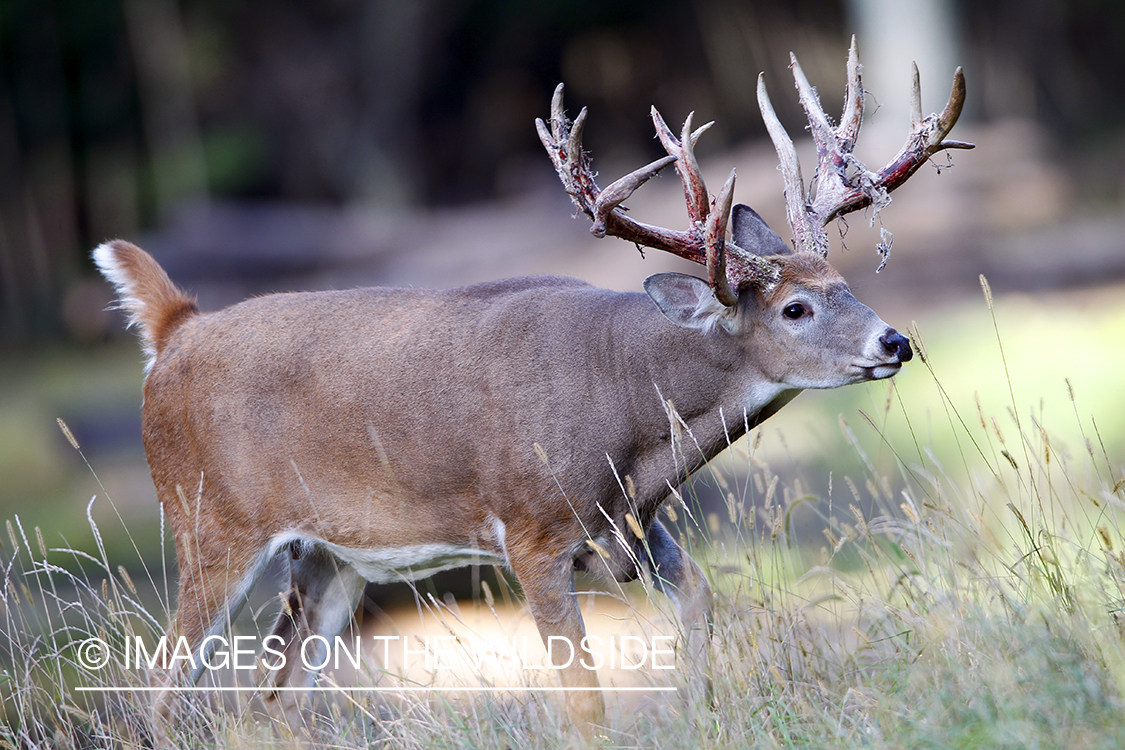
[
  {"x1": 151, "y1": 536, "x2": 272, "y2": 743},
  {"x1": 641, "y1": 520, "x2": 713, "y2": 708},
  {"x1": 260, "y1": 541, "x2": 365, "y2": 733},
  {"x1": 508, "y1": 546, "x2": 606, "y2": 734}
]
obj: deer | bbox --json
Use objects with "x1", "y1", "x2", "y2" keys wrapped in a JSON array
[{"x1": 94, "y1": 38, "x2": 969, "y2": 738}]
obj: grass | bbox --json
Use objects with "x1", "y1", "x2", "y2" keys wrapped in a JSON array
[{"x1": 2, "y1": 280, "x2": 1125, "y2": 748}]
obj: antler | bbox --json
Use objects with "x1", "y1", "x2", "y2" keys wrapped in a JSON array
[
  {"x1": 537, "y1": 39, "x2": 972, "y2": 299},
  {"x1": 757, "y1": 35, "x2": 974, "y2": 261},
  {"x1": 536, "y1": 84, "x2": 773, "y2": 306}
]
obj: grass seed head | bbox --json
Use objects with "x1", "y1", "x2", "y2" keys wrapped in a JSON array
[
  {"x1": 908, "y1": 320, "x2": 928, "y2": 363},
  {"x1": 625, "y1": 512, "x2": 644, "y2": 539},
  {"x1": 979, "y1": 273, "x2": 994, "y2": 309},
  {"x1": 57, "y1": 417, "x2": 80, "y2": 451},
  {"x1": 175, "y1": 484, "x2": 191, "y2": 516},
  {"x1": 901, "y1": 501, "x2": 920, "y2": 525},
  {"x1": 586, "y1": 539, "x2": 610, "y2": 559},
  {"x1": 849, "y1": 504, "x2": 867, "y2": 534},
  {"x1": 764, "y1": 475, "x2": 779, "y2": 508},
  {"x1": 992, "y1": 417, "x2": 1006, "y2": 445},
  {"x1": 118, "y1": 565, "x2": 136, "y2": 595}
]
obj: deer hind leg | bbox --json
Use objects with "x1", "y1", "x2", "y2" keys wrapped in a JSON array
[
  {"x1": 507, "y1": 545, "x2": 606, "y2": 735},
  {"x1": 641, "y1": 519, "x2": 713, "y2": 708},
  {"x1": 151, "y1": 537, "x2": 274, "y2": 743},
  {"x1": 260, "y1": 540, "x2": 366, "y2": 734}
]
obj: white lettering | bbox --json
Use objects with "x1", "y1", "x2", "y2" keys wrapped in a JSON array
[
  {"x1": 260, "y1": 634, "x2": 286, "y2": 670},
  {"x1": 579, "y1": 635, "x2": 604, "y2": 670},
  {"x1": 301, "y1": 634, "x2": 331, "y2": 670},
  {"x1": 546, "y1": 636, "x2": 574, "y2": 669}
]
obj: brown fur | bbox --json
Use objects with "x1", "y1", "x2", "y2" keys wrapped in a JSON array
[{"x1": 763, "y1": 253, "x2": 847, "y2": 303}]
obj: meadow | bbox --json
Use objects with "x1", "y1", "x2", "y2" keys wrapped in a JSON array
[{"x1": 1, "y1": 277, "x2": 1123, "y2": 748}]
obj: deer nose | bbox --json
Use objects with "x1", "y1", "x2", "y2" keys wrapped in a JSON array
[{"x1": 880, "y1": 329, "x2": 913, "y2": 362}]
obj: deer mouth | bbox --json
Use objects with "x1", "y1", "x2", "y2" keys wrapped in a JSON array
[{"x1": 859, "y1": 362, "x2": 903, "y2": 380}]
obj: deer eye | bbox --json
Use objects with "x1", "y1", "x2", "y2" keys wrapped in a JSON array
[{"x1": 782, "y1": 303, "x2": 808, "y2": 320}]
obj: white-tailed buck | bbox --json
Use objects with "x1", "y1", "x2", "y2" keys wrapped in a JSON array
[{"x1": 95, "y1": 39, "x2": 969, "y2": 736}]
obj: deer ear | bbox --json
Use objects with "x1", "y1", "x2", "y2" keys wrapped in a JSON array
[
  {"x1": 644, "y1": 273, "x2": 733, "y2": 331},
  {"x1": 731, "y1": 203, "x2": 792, "y2": 257}
]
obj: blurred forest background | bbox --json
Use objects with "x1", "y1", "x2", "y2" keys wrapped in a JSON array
[{"x1": 2, "y1": 0, "x2": 1125, "y2": 554}]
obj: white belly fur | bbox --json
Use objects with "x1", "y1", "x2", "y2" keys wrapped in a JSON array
[{"x1": 268, "y1": 532, "x2": 506, "y2": 584}]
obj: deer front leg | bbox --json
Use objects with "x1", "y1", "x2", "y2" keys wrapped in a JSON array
[
  {"x1": 508, "y1": 546, "x2": 606, "y2": 735},
  {"x1": 642, "y1": 520, "x2": 713, "y2": 709}
]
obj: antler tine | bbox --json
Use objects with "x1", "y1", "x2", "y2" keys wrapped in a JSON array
[
  {"x1": 679, "y1": 113, "x2": 710, "y2": 226},
  {"x1": 566, "y1": 106, "x2": 588, "y2": 171},
  {"x1": 549, "y1": 82, "x2": 566, "y2": 143},
  {"x1": 839, "y1": 36, "x2": 864, "y2": 149},
  {"x1": 591, "y1": 154, "x2": 676, "y2": 238},
  {"x1": 650, "y1": 106, "x2": 678, "y2": 155},
  {"x1": 651, "y1": 107, "x2": 714, "y2": 149},
  {"x1": 935, "y1": 67, "x2": 973, "y2": 149},
  {"x1": 909, "y1": 62, "x2": 923, "y2": 130},
  {"x1": 651, "y1": 108, "x2": 712, "y2": 227},
  {"x1": 705, "y1": 169, "x2": 738, "y2": 306},
  {"x1": 756, "y1": 72, "x2": 824, "y2": 256},
  {"x1": 789, "y1": 52, "x2": 835, "y2": 148}
]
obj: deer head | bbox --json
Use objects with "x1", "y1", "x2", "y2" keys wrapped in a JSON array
[{"x1": 537, "y1": 36, "x2": 971, "y2": 391}]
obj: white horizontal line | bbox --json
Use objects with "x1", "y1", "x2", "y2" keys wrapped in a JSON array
[{"x1": 75, "y1": 686, "x2": 677, "y2": 693}]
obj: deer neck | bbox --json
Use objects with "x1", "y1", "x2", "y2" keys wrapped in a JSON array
[{"x1": 620, "y1": 299, "x2": 803, "y2": 491}]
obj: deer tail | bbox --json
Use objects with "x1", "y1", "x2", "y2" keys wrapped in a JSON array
[{"x1": 93, "y1": 240, "x2": 198, "y2": 370}]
